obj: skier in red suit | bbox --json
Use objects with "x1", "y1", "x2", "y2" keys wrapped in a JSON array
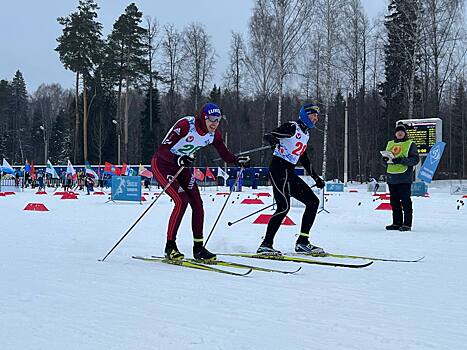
[{"x1": 151, "y1": 103, "x2": 250, "y2": 261}]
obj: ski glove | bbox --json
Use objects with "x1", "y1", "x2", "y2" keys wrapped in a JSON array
[
  {"x1": 264, "y1": 133, "x2": 280, "y2": 149},
  {"x1": 312, "y1": 174, "x2": 325, "y2": 189},
  {"x1": 392, "y1": 157, "x2": 403, "y2": 164},
  {"x1": 177, "y1": 154, "x2": 195, "y2": 167},
  {"x1": 236, "y1": 156, "x2": 251, "y2": 168}
]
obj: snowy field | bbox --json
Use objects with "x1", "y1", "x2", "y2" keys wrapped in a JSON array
[{"x1": 1, "y1": 181, "x2": 466, "y2": 350}]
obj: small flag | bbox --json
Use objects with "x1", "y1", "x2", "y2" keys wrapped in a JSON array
[
  {"x1": 139, "y1": 163, "x2": 153, "y2": 178},
  {"x1": 46, "y1": 160, "x2": 59, "y2": 178},
  {"x1": 193, "y1": 167, "x2": 205, "y2": 181},
  {"x1": 25, "y1": 159, "x2": 31, "y2": 173},
  {"x1": 1, "y1": 158, "x2": 15, "y2": 174},
  {"x1": 217, "y1": 167, "x2": 229, "y2": 181},
  {"x1": 122, "y1": 162, "x2": 131, "y2": 176},
  {"x1": 85, "y1": 161, "x2": 98, "y2": 178},
  {"x1": 104, "y1": 162, "x2": 117, "y2": 174},
  {"x1": 205, "y1": 166, "x2": 216, "y2": 180},
  {"x1": 30, "y1": 161, "x2": 36, "y2": 180},
  {"x1": 67, "y1": 160, "x2": 77, "y2": 180}
]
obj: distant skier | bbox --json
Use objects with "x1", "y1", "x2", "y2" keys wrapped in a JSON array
[
  {"x1": 151, "y1": 102, "x2": 250, "y2": 261},
  {"x1": 257, "y1": 103, "x2": 325, "y2": 256},
  {"x1": 382, "y1": 123, "x2": 419, "y2": 231}
]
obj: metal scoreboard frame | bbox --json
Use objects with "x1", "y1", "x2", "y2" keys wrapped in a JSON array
[{"x1": 396, "y1": 118, "x2": 442, "y2": 156}]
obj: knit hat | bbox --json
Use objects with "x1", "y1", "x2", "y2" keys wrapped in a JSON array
[
  {"x1": 299, "y1": 103, "x2": 320, "y2": 128},
  {"x1": 395, "y1": 123, "x2": 407, "y2": 133}
]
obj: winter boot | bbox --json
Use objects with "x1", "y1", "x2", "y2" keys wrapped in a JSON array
[
  {"x1": 193, "y1": 245, "x2": 216, "y2": 261},
  {"x1": 256, "y1": 242, "x2": 282, "y2": 256},
  {"x1": 295, "y1": 241, "x2": 325, "y2": 256},
  {"x1": 165, "y1": 241, "x2": 184, "y2": 260},
  {"x1": 385, "y1": 224, "x2": 401, "y2": 231},
  {"x1": 399, "y1": 225, "x2": 411, "y2": 231}
]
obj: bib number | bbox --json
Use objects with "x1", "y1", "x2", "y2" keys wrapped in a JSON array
[{"x1": 292, "y1": 142, "x2": 307, "y2": 156}]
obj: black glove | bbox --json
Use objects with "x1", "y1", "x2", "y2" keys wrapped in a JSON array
[
  {"x1": 236, "y1": 156, "x2": 251, "y2": 168},
  {"x1": 314, "y1": 177, "x2": 325, "y2": 189},
  {"x1": 311, "y1": 173, "x2": 325, "y2": 189},
  {"x1": 392, "y1": 157, "x2": 403, "y2": 164},
  {"x1": 382, "y1": 156, "x2": 390, "y2": 163},
  {"x1": 177, "y1": 154, "x2": 195, "y2": 167},
  {"x1": 264, "y1": 133, "x2": 280, "y2": 149}
]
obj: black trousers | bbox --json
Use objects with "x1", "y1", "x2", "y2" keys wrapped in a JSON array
[
  {"x1": 263, "y1": 167, "x2": 319, "y2": 245},
  {"x1": 388, "y1": 183, "x2": 413, "y2": 227}
]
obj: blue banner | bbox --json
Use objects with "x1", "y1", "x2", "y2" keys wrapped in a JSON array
[
  {"x1": 417, "y1": 141, "x2": 446, "y2": 183},
  {"x1": 326, "y1": 183, "x2": 344, "y2": 192},
  {"x1": 111, "y1": 176, "x2": 142, "y2": 202},
  {"x1": 411, "y1": 182, "x2": 427, "y2": 196}
]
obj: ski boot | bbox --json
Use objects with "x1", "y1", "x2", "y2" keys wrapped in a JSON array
[
  {"x1": 193, "y1": 245, "x2": 216, "y2": 261},
  {"x1": 399, "y1": 225, "x2": 411, "y2": 231},
  {"x1": 385, "y1": 224, "x2": 401, "y2": 231},
  {"x1": 256, "y1": 242, "x2": 282, "y2": 256},
  {"x1": 295, "y1": 241, "x2": 325, "y2": 256},
  {"x1": 165, "y1": 241, "x2": 184, "y2": 260}
]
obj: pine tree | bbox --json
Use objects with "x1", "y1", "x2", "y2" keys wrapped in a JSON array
[
  {"x1": 209, "y1": 85, "x2": 221, "y2": 104},
  {"x1": 56, "y1": 0, "x2": 103, "y2": 162},
  {"x1": 0, "y1": 79, "x2": 14, "y2": 160},
  {"x1": 382, "y1": 0, "x2": 422, "y2": 134},
  {"x1": 106, "y1": 3, "x2": 148, "y2": 162},
  {"x1": 11, "y1": 70, "x2": 29, "y2": 163},
  {"x1": 451, "y1": 80, "x2": 466, "y2": 178},
  {"x1": 49, "y1": 109, "x2": 65, "y2": 163}
]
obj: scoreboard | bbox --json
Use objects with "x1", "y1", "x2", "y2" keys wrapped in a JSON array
[{"x1": 397, "y1": 118, "x2": 442, "y2": 156}]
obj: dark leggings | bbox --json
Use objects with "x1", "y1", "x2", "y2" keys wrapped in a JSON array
[
  {"x1": 263, "y1": 167, "x2": 319, "y2": 245},
  {"x1": 388, "y1": 183, "x2": 413, "y2": 227}
]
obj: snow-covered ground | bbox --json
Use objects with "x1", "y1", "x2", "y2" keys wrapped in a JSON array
[{"x1": 1, "y1": 181, "x2": 466, "y2": 350}]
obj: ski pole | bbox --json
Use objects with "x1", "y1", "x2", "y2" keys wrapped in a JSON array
[
  {"x1": 204, "y1": 167, "x2": 244, "y2": 248},
  {"x1": 227, "y1": 203, "x2": 275, "y2": 226},
  {"x1": 211, "y1": 145, "x2": 270, "y2": 162},
  {"x1": 99, "y1": 166, "x2": 185, "y2": 262}
]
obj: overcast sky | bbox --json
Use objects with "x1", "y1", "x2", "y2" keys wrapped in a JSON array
[{"x1": 0, "y1": 0, "x2": 387, "y2": 93}]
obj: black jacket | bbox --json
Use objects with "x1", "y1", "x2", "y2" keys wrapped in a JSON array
[{"x1": 264, "y1": 120, "x2": 318, "y2": 177}]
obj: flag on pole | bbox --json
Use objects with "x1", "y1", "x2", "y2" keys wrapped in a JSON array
[
  {"x1": 46, "y1": 160, "x2": 59, "y2": 178},
  {"x1": 85, "y1": 161, "x2": 98, "y2": 178},
  {"x1": 1, "y1": 158, "x2": 15, "y2": 174},
  {"x1": 138, "y1": 163, "x2": 153, "y2": 178},
  {"x1": 67, "y1": 160, "x2": 77, "y2": 180},
  {"x1": 122, "y1": 162, "x2": 131, "y2": 176},
  {"x1": 217, "y1": 167, "x2": 229, "y2": 181},
  {"x1": 104, "y1": 162, "x2": 117, "y2": 174},
  {"x1": 25, "y1": 159, "x2": 31, "y2": 173},
  {"x1": 193, "y1": 167, "x2": 205, "y2": 181},
  {"x1": 205, "y1": 166, "x2": 216, "y2": 180},
  {"x1": 30, "y1": 161, "x2": 36, "y2": 180}
]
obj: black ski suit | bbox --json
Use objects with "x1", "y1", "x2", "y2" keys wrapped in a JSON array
[{"x1": 262, "y1": 120, "x2": 323, "y2": 246}]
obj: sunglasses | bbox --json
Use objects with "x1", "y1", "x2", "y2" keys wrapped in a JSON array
[{"x1": 205, "y1": 115, "x2": 222, "y2": 123}]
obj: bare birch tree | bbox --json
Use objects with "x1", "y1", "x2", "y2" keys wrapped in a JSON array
[
  {"x1": 182, "y1": 23, "x2": 216, "y2": 111},
  {"x1": 316, "y1": 0, "x2": 345, "y2": 178},
  {"x1": 421, "y1": 0, "x2": 466, "y2": 115},
  {"x1": 268, "y1": 0, "x2": 313, "y2": 126},
  {"x1": 160, "y1": 24, "x2": 185, "y2": 122},
  {"x1": 144, "y1": 16, "x2": 160, "y2": 132},
  {"x1": 245, "y1": 0, "x2": 277, "y2": 162}
]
